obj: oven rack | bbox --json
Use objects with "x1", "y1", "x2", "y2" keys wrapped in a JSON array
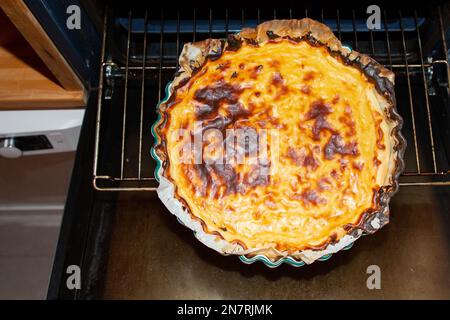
[{"x1": 93, "y1": 6, "x2": 450, "y2": 191}]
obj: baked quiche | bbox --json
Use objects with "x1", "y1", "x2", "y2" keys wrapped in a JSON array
[{"x1": 153, "y1": 19, "x2": 405, "y2": 264}]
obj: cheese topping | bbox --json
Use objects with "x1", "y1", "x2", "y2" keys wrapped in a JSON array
[{"x1": 161, "y1": 39, "x2": 391, "y2": 252}]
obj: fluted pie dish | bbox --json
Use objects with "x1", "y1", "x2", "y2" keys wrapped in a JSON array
[{"x1": 152, "y1": 18, "x2": 406, "y2": 266}]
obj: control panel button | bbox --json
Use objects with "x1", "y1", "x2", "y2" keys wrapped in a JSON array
[{"x1": 0, "y1": 138, "x2": 23, "y2": 159}]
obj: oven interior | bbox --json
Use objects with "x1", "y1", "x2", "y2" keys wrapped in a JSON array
[{"x1": 49, "y1": 3, "x2": 450, "y2": 299}]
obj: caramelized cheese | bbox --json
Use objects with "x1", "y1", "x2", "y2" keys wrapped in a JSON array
[{"x1": 162, "y1": 39, "x2": 391, "y2": 252}]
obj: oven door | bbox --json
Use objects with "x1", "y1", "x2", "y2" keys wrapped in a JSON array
[{"x1": 48, "y1": 4, "x2": 450, "y2": 299}]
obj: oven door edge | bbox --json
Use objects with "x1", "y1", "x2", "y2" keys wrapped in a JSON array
[{"x1": 47, "y1": 90, "x2": 117, "y2": 300}]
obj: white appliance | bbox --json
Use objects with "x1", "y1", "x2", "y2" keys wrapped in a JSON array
[{"x1": 0, "y1": 109, "x2": 85, "y2": 159}]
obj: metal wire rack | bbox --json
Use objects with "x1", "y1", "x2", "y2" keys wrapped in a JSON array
[{"x1": 93, "y1": 6, "x2": 450, "y2": 191}]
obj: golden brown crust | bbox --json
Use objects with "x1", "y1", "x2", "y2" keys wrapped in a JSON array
[{"x1": 154, "y1": 18, "x2": 406, "y2": 261}]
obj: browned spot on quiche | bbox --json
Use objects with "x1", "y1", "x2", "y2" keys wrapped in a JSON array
[
  {"x1": 271, "y1": 72, "x2": 289, "y2": 98},
  {"x1": 250, "y1": 65, "x2": 264, "y2": 79},
  {"x1": 352, "y1": 161, "x2": 365, "y2": 171},
  {"x1": 194, "y1": 81, "x2": 243, "y2": 120},
  {"x1": 287, "y1": 147, "x2": 319, "y2": 170},
  {"x1": 324, "y1": 134, "x2": 359, "y2": 160},
  {"x1": 291, "y1": 188, "x2": 327, "y2": 206},
  {"x1": 301, "y1": 85, "x2": 311, "y2": 94},
  {"x1": 305, "y1": 100, "x2": 337, "y2": 140},
  {"x1": 303, "y1": 71, "x2": 315, "y2": 81},
  {"x1": 332, "y1": 94, "x2": 340, "y2": 104},
  {"x1": 337, "y1": 105, "x2": 357, "y2": 137}
]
